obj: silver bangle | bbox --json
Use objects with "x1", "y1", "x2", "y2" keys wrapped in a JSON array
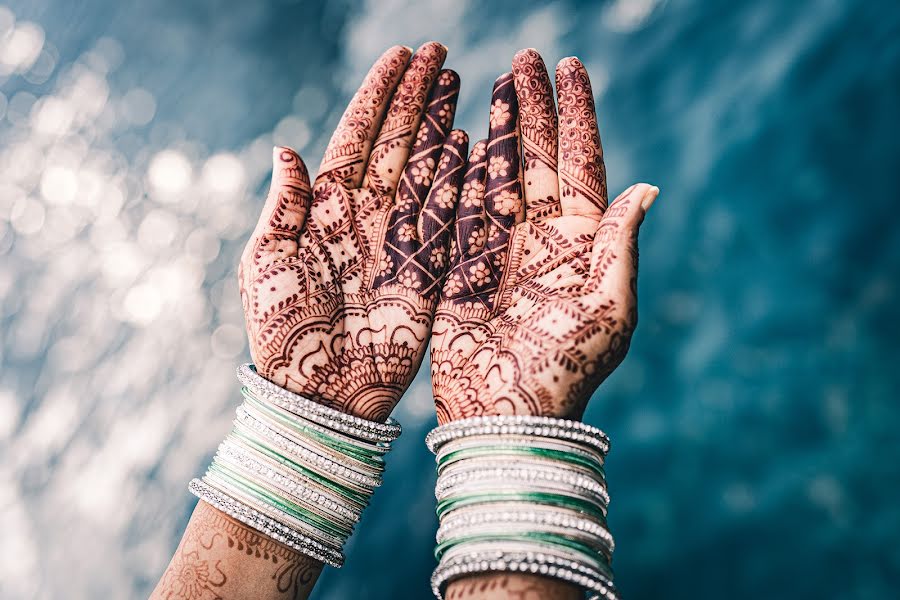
[
  {"x1": 426, "y1": 414, "x2": 610, "y2": 456},
  {"x1": 233, "y1": 408, "x2": 383, "y2": 490},
  {"x1": 190, "y1": 478, "x2": 344, "y2": 567},
  {"x1": 436, "y1": 502, "x2": 613, "y2": 553},
  {"x1": 431, "y1": 546, "x2": 618, "y2": 600},
  {"x1": 237, "y1": 364, "x2": 401, "y2": 442},
  {"x1": 436, "y1": 462, "x2": 609, "y2": 507},
  {"x1": 214, "y1": 439, "x2": 363, "y2": 524}
]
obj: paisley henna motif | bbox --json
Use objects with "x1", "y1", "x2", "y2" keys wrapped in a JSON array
[
  {"x1": 432, "y1": 50, "x2": 659, "y2": 424},
  {"x1": 239, "y1": 43, "x2": 463, "y2": 423}
]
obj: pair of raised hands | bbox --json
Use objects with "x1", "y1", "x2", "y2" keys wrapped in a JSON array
[{"x1": 239, "y1": 42, "x2": 659, "y2": 429}]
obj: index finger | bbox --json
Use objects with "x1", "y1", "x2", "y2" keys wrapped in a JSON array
[{"x1": 317, "y1": 45, "x2": 412, "y2": 188}]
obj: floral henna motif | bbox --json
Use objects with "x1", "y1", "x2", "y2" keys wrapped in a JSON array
[
  {"x1": 239, "y1": 43, "x2": 462, "y2": 422},
  {"x1": 431, "y1": 50, "x2": 659, "y2": 425}
]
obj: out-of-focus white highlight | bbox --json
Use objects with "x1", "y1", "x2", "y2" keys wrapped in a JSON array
[
  {"x1": 602, "y1": 0, "x2": 665, "y2": 32},
  {"x1": 123, "y1": 283, "x2": 163, "y2": 325},
  {"x1": 211, "y1": 323, "x2": 245, "y2": 359},
  {"x1": 273, "y1": 115, "x2": 310, "y2": 150},
  {"x1": 148, "y1": 149, "x2": 192, "y2": 196},
  {"x1": 121, "y1": 87, "x2": 156, "y2": 125},
  {"x1": 41, "y1": 166, "x2": 78, "y2": 204},
  {"x1": 0, "y1": 20, "x2": 44, "y2": 73},
  {"x1": 202, "y1": 152, "x2": 245, "y2": 196},
  {"x1": 31, "y1": 96, "x2": 73, "y2": 135}
]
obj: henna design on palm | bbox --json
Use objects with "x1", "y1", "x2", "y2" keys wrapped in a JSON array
[
  {"x1": 431, "y1": 50, "x2": 659, "y2": 424},
  {"x1": 239, "y1": 43, "x2": 468, "y2": 422}
]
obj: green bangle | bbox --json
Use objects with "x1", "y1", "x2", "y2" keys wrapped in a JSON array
[
  {"x1": 230, "y1": 430, "x2": 369, "y2": 507},
  {"x1": 438, "y1": 446, "x2": 606, "y2": 482},
  {"x1": 436, "y1": 491, "x2": 608, "y2": 524},
  {"x1": 242, "y1": 388, "x2": 387, "y2": 466},
  {"x1": 208, "y1": 462, "x2": 351, "y2": 539}
]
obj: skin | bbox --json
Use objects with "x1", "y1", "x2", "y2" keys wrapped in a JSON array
[
  {"x1": 151, "y1": 42, "x2": 467, "y2": 599},
  {"x1": 434, "y1": 49, "x2": 659, "y2": 599}
]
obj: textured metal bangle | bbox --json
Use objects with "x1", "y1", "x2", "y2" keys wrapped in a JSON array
[
  {"x1": 240, "y1": 399, "x2": 384, "y2": 475},
  {"x1": 241, "y1": 388, "x2": 389, "y2": 461},
  {"x1": 437, "y1": 503, "x2": 614, "y2": 553},
  {"x1": 436, "y1": 434, "x2": 607, "y2": 467},
  {"x1": 189, "y1": 478, "x2": 344, "y2": 567},
  {"x1": 436, "y1": 462, "x2": 610, "y2": 507},
  {"x1": 426, "y1": 415, "x2": 610, "y2": 456},
  {"x1": 234, "y1": 408, "x2": 383, "y2": 490},
  {"x1": 237, "y1": 364, "x2": 401, "y2": 442},
  {"x1": 431, "y1": 546, "x2": 618, "y2": 600}
]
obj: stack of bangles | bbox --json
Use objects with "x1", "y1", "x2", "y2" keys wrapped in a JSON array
[
  {"x1": 189, "y1": 364, "x2": 401, "y2": 567},
  {"x1": 426, "y1": 415, "x2": 618, "y2": 600}
]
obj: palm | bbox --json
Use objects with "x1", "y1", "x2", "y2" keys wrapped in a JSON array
[
  {"x1": 432, "y1": 50, "x2": 655, "y2": 423},
  {"x1": 240, "y1": 44, "x2": 469, "y2": 422}
]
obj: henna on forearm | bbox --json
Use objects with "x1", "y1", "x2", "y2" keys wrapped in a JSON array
[{"x1": 150, "y1": 501, "x2": 322, "y2": 600}]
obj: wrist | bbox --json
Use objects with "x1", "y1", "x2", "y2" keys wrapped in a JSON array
[
  {"x1": 255, "y1": 358, "x2": 410, "y2": 423},
  {"x1": 446, "y1": 573, "x2": 581, "y2": 600},
  {"x1": 426, "y1": 415, "x2": 618, "y2": 600},
  {"x1": 189, "y1": 364, "x2": 401, "y2": 567}
]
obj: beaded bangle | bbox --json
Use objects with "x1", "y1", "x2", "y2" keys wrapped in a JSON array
[
  {"x1": 428, "y1": 415, "x2": 618, "y2": 600},
  {"x1": 190, "y1": 365, "x2": 400, "y2": 568}
]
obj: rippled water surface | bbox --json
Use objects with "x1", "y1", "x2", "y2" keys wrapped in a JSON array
[{"x1": 1, "y1": 0, "x2": 898, "y2": 598}]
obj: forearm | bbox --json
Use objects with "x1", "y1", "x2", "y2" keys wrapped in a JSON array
[
  {"x1": 446, "y1": 574, "x2": 581, "y2": 600},
  {"x1": 150, "y1": 501, "x2": 322, "y2": 600}
]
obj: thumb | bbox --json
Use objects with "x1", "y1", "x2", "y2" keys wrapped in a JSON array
[
  {"x1": 252, "y1": 146, "x2": 312, "y2": 240},
  {"x1": 588, "y1": 183, "x2": 659, "y2": 285}
]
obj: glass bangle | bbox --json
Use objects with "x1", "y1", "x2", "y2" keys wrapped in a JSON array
[
  {"x1": 436, "y1": 491, "x2": 608, "y2": 524},
  {"x1": 229, "y1": 430, "x2": 370, "y2": 506},
  {"x1": 438, "y1": 446, "x2": 606, "y2": 482},
  {"x1": 207, "y1": 462, "x2": 352, "y2": 539},
  {"x1": 240, "y1": 396, "x2": 384, "y2": 474},
  {"x1": 241, "y1": 389, "x2": 388, "y2": 464}
]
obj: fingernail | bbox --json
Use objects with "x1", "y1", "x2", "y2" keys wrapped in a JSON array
[{"x1": 640, "y1": 185, "x2": 660, "y2": 211}]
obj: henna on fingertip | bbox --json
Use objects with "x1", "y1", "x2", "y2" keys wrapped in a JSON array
[
  {"x1": 556, "y1": 56, "x2": 607, "y2": 218},
  {"x1": 363, "y1": 41, "x2": 449, "y2": 194},
  {"x1": 317, "y1": 45, "x2": 412, "y2": 188},
  {"x1": 513, "y1": 48, "x2": 562, "y2": 221}
]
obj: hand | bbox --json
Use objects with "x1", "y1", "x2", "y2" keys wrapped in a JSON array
[
  {"x1": 431, "y1": 49, "x2": 658, "y2": 423},
  {"x1": 240, "y1": 42, "x2": 469, "y2": 422}
]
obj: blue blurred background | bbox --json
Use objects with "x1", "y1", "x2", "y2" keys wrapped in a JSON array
[{"x1": 1, "y1": 0, "x2": 898, "y2": 598}]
